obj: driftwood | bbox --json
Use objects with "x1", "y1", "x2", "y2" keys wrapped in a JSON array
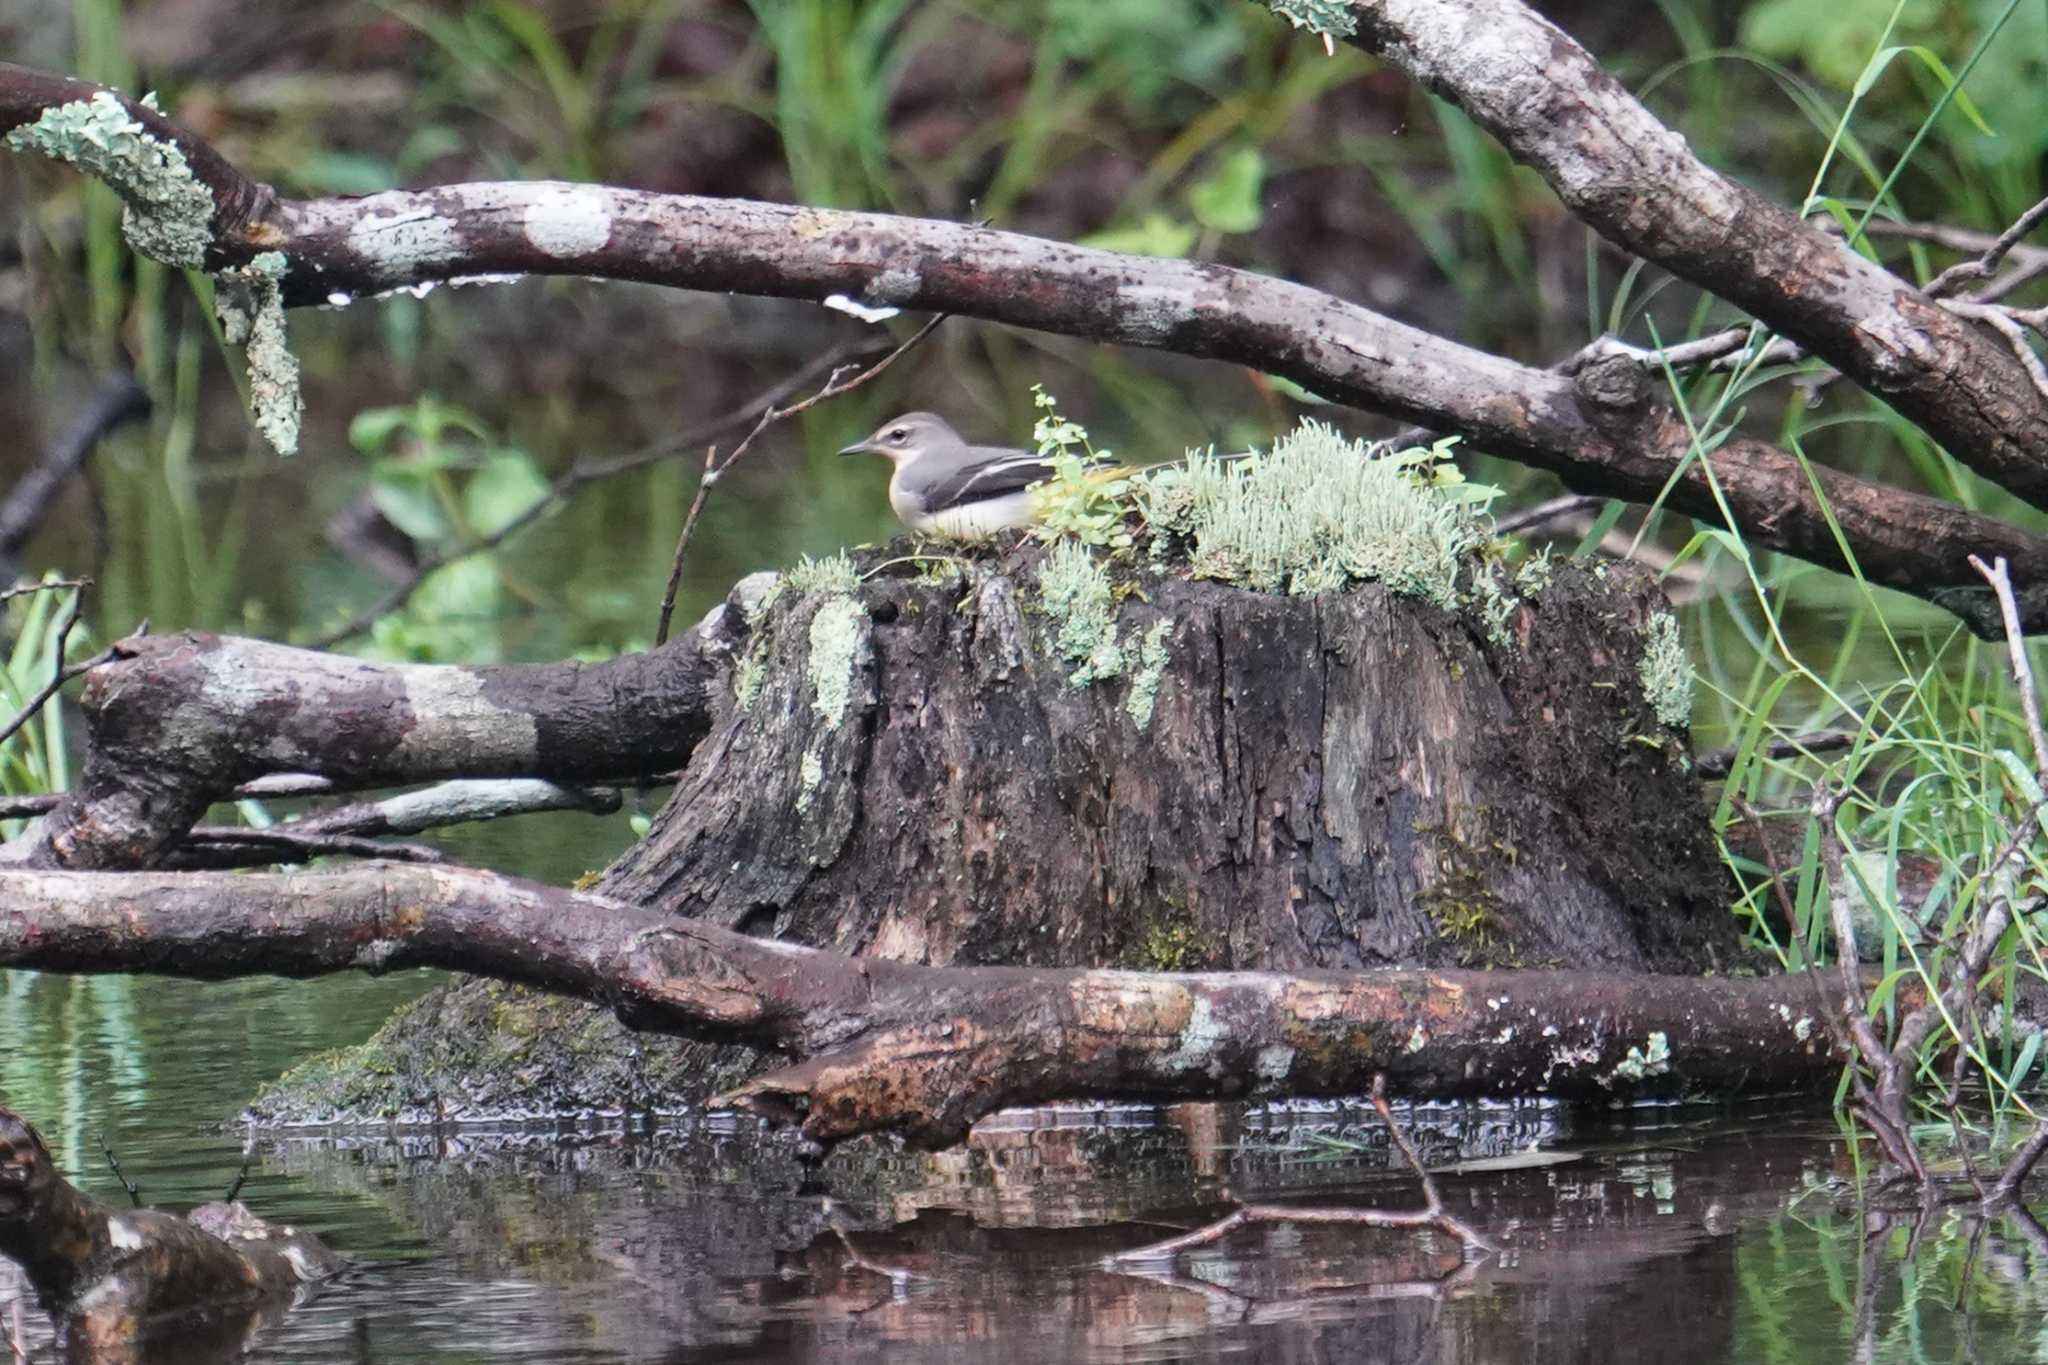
[
  {"x1": 0, "y1": 862, "x2": 1852, "y2": 1147},
  {"x1": 0, "y1": 1109, "x2": 341, "y2": 1360}
]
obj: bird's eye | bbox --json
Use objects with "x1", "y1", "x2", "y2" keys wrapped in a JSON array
[{"x1": 887, "y1": 428, "x2": 907, "y2": 442}]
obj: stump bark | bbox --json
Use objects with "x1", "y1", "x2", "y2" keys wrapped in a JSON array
[{"x1": 252, "y1": 539, "x2": 1744, "y2": 1123}]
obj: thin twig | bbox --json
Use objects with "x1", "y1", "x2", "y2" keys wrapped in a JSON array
[
  {"x1": 308, "y1": 343, "x2": 882, "y2": 651},
  {"x1": 0, "y1": 373, "x2": 150, "y2": 569},
  {"x1": 1696, "y1": 729, "x2": 1860, "y2": 780},
  {"x1": 652, "y1": 313, "x2": 949, "y2": 645},
  {"x1": 1493, "y1": 494, "x2": 1600, "y2": 538},
  {"x1": 4, "y1": 1297, "x2": 23, "y2": 1365},
  {"x1": 1988, "y1": 1119, "x2": 2048, "y2": 1207},
  {"x1": 0, "y1": 582, "x2": 107, "y2": 754},
  {"x1": 222, "y1": 1136, "x2": 256, "y2": 1204},
  {"x1": 1941, "y1": 301, "x2": 2048, "y2": 402},
  {"x1": 1107, "y1": 1075, "x2": 1495, "y2": 1264},
  {"x1": 97, "y1": 1135, "x2": 143, "y2": 1209},
  {"x1": 168, "y1": 825, "x2": 449, "y2": 868},
  {"x1": 1925, "y1": 193, "x2": 2048, "y2": 298},
  {"x1": 0, "y1": 578, "x2": 89, "y2": 605}
]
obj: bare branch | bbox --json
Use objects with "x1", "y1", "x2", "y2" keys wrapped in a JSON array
[
  {"x1": 1339, "y1": 0, "x2": 2048, "y2": 510},
  {"x1": 654, "y1": 313, "x2": 946, "y2": 644},
  {"x1": 0, "y1": 61, "x2": 2034, "y2": 634},
  {"x1": 1925, "y1": 194, "x2": 2048, "y2": 298},
  {"x1": 0, "y1": 376, "x2": 149, "y2": 578},
  {"x1": 308, "y1": 341, "x2": 882, "y2": 650}
]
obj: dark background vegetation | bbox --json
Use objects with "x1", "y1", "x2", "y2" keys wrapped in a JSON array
[{"x1": 3, "y1": 0, "x2": 2039, "y2": 682}]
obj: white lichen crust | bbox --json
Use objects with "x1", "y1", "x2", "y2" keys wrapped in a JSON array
[
  {"x1": 1146, "y1": 420, "x2": 1485, "y2": 608},
  {"x1": 215, "y1": 251, "x2": 303, "y2": 456},
  {"x1": 5, "y1": 91, "x2": 215, "y2": 267},
  {"x1": 1125, "y1": 620, "x2": 1172, "y2": 728},
  {"x1": 1267, "y1": 0, "x2": 1359, "y2": 40},
  {"x1": 1637, "y1": 611, "x2": 1694, "y2": 729},
  {"x1": 1037, "y1": 541, "x2": 1125, "y2": 686}
]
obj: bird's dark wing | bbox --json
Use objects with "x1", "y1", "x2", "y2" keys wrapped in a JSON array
[{"x1": 915, "y1": 446, "x2": 1117, "y2": 513}]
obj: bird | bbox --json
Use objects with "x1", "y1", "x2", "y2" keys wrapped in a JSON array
[{"x1": 838, "y1": 412, "x2": 1118, "y2": 538}]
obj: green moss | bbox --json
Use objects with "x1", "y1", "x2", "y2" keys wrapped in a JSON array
[
  {"x1": 5, "y1": 91, "x2": 215, "y2": 267},
  {"x1": 1143, "y1": 421, "x2": 1486, "y2": 608},
  {"x1": 215, "y1": 250, "x2": 302, "y2": 456},
  {"x1": 805, "y1": 594, "x2": 866, "y2": 729},
  {"x1": 1125, "y1": 619, "x2": 1173, "y2": 727},
  {"x1": 783, "y1": 551, "x2": 860, "y2": 596},
  {"x1": 1037, "y1": 540, "x2": 1125, "y2": 685},
  {"x1": 1122, "y1": 906, "x2": 1217, "y2": 970},
  {"x1": 1637, "y1": 611, "x2": 1694, "y2": 729}
]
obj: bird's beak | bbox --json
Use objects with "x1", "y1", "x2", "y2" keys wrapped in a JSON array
[{"x1": 838, "y1": 437, "x2": 880, "y2": 458}]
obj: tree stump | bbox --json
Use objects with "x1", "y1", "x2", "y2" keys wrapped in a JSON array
[
  {"x1": 254, "y1": 528, "x2": 1743, "y2": 1123},
  {"x1": 612, "y1": 547, "x2": 1727, "y2": 974}
]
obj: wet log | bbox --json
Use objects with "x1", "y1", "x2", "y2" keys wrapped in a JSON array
[
  {"x1": 0, "y1": 1108, "x2": 341, "y2": 1358},
  {"x1": 0, "y1": 864, "x2": 1855, "y2": 1147}
]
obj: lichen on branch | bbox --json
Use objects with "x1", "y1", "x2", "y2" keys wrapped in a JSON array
[
  {"x1": 214, "y1": 249, "x2": 303, "y2": 456},
  {"x1": 4, "y1": 90, "x2": 214, "y2": 267}
]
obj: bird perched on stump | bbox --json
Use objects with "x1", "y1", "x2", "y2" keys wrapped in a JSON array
[{"x1": 838, "y1": 411, "x2": 1119, "y2": 538}]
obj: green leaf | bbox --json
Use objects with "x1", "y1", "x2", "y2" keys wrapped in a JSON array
[
  {"x1": 1079, "y1": 214, "x2": 1199, "y2": 259},
  {"x1": 349, "y1": 406, "x2": 413, "y2": 455},
  {"x1": 1188, "y1": 146, "x2": 1265, "y2": 234},
  {"x1": 370, "y1": 467, "x2": 450, "y2": 542},
  {"x1": 463, "y1": 451, "x2": 550, "y2": 537},
  {"x1": 1858, "y1": 45, "x2": 1995, "y2": 135}
]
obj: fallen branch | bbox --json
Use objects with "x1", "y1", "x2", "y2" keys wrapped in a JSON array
[
  {"x1": 1, "y1": 63, "x2": 2039, "y2": 634},
  {"x1": 2, "y1": 574, "x2": 757, "y2": 868},
  {"x1": 1108, "y1": 1076, "x2": 1494, "y2": 1263},
  {"x1": 1341, "y1": 0, "x2": 2048, "y2": 508},
  {"x1": 0, "y1": 862, "x2": 1861, "y2": 1148}
]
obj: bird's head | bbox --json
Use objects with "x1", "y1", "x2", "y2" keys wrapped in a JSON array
[{"x1": 837, "y1": 412, "x2": 963, "y2": 466}]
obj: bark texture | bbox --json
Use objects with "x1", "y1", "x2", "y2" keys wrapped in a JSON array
[
  {"x1": 0, "y1": 865, "x2": 1848, "y2": 1148},
  {"x1": 252, "y1": 541, "x2": 1750, "y2": 1124},
  {"x1": 610, "y1": 546, "x2": 1735, "y2": 975}
]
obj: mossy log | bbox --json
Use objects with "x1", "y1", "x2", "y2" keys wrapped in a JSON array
[{"x1": 254, "y1": 534, "x2": 1745, "y2": 1123}]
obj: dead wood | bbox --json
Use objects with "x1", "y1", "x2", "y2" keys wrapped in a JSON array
[
  {"x1": 2, "y1": 55, "x2": 2044, "y2": 633},
  {"x1": 0, "y1": 862, "x2": 1854, "y2": 1148}
]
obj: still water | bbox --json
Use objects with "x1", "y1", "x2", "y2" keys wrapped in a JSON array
[{"x1": 3, "y1": 967, "x2": 2047, "y2": 1363}]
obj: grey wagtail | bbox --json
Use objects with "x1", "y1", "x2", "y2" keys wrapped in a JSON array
[{"x1": 838, "y1": 412, "x2": 1119, "y2": 538}]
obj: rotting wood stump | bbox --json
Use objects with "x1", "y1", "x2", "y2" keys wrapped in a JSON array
[
  {"x1": 253, "y1": 523, "x2": 1745, "y2": 1124},
  {"x1": 614, "y1": 545, "x2": 1730, "y2": 974}
]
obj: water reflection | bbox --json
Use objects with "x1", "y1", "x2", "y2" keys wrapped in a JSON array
[{"x1": 3, "y1": 973, "x2": 2046, "y2": 1362}]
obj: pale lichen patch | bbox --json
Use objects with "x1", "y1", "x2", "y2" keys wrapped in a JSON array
[
  {"x1": 346, "y1": 206, "x2": 462, "y2": 275},
  {"x1": 1607, "y1": 1031, "x2": 1672, "y2": 1083},
  {"x1": 522, "y1": 186, "x2": 613, "y2": 257},
  {"x1": 1037, "y1": 541, "x2": 1124, "y2": 685},
  {"x1": 1638, "y1": 612, "x2": 1694, "y2": 729},
  {"x1": 806, "y1": 595, "x2": 867, "y2": 730},
  {"x1": 5, "y1": 91, "x2": 215, "y2": 267},
  {"x1": 1144, "y1": 422, "x2": 1486, "y2": 608},
  {"x1": 1159, "y1": 994, "x2": 1229, "y2": 1077},
  {"x1": 215, "y1": 250, "x2": 302, "y2": 455},
  {"x1": 1125, "y1": 619, "x2": 1172, "y2": 727}
]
